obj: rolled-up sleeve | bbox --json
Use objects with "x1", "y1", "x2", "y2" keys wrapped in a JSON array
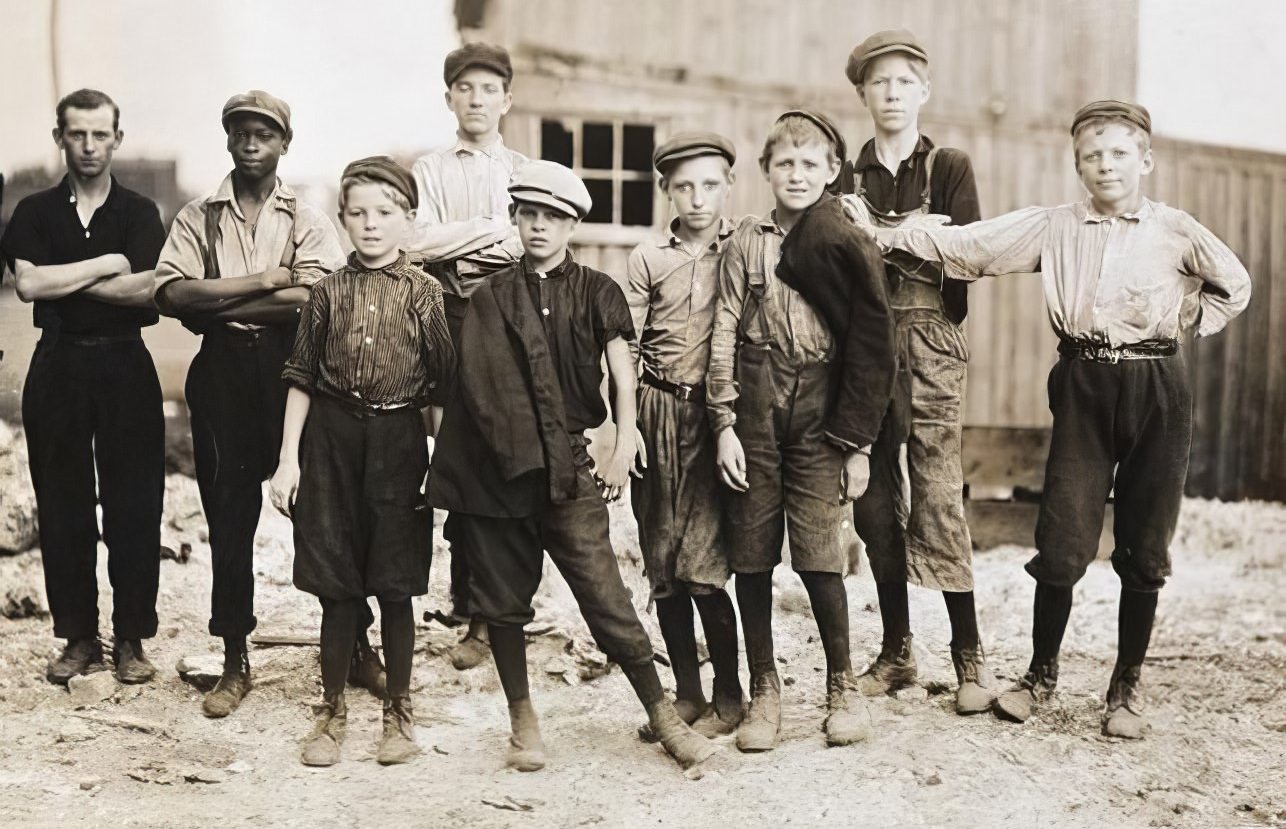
[
  {"x1": 290, "y1": 204, "x2": 345, "y2": 287},
  {"x1": 624, "y1": 244, "x2": 652, "y2": 366},
  {"x1": 281, "y1": 282, "x2": 330, "y2": 391},
  {"x1": 1178, "y1": 212, "x2": 1252, "y2": 337},
  {"x1": 706, "y1": 228, "x2": 749, "y2": 434},
  {"x1": 414, "y1": 274, "x2": 456, "y2": 406},
  {"x1": 885, "y1": 206, "x2": 1049, "y2": 280},
  {"x1": 153, "y1": 201, "x2": 207, "y2": 292}
]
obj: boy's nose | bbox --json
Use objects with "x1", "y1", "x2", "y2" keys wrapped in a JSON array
[{"x1": 691, "y1": 191, "x2": 705, "y2": 208}]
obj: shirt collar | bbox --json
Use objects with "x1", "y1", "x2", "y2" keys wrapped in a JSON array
[
  {"x1": 58, "y1": 174, "x2": 125, "y2": 212},
  {"x1": 451, "y1": 134, "x2": 508, "y2": 160},
  {"x1": 522, "y1": 251, "x2": 574, "y2": 280},
  {"x1": 854, "y1": 134, "x2": 935, "y2": 173},
  {"x1": 207, "y1": 172, "x2": 298, "y2": 218},
  {"x1": 755, "y1": 212, "x2": 787, "y2": 237},
  {"x1": 346, "y1": 250, "x2": 411, "y2": 275},
  {"x1": 1078, "y1": 197, "x2": 1154, "y2": 224},
  {"x1": 660, "y1": 216, "x2": 736, "y2": 250}
]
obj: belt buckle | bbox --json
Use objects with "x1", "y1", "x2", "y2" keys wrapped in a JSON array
[
  {"x1": 675, "y1": 382, "x2": 694, "y2": 402},
  {"x1": 1092, "y1": 345, "x2": 1120, "y2": 364}
]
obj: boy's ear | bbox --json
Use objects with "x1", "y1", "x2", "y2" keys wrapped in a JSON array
[
  {"x1": 826, "y1": 159, "x2": 842, "y2": 187},
  {"x1": 501, "y1": 90, "x2": 514, "y2": 116},
  {"x1": 51, "y1": 127, "x2": 64, "y2": 147},
  {"x1": 406, "y1": 208, "x2": 417, "y2": 222},
  {"x1": 1140, "y1": 148, "x2": 1155, "y2": 176},
  {"x1": 855, "y1": 85, "x2": 868, "y2": 107},
  {"x1": 921, "y1": 80, "x2": 931, "y2": 106},
  {"x1": 726, "y1": 170, "x2": 737, "y2": 186}
]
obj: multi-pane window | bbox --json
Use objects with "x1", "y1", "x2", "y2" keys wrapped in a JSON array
[{"x1": 539, "y1": 118, "x2": 655, "y2": 226}]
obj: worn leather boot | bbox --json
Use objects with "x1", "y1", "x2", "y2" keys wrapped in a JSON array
[
  {"x1": 377, "y1": 695, "x2": 421, "y2": 765},
  {"x1": 855, "y1": 634, "x2": 918, "y2": 696},
  {"x1": 506, "y1": 698, "x2": 548, "y2": 771},
  {"x1": 645, "y1": 699, "x2": 716, "y2": 769},
  {"x1": 112, "y1": 640, "x2": 157, "y2": 685},
  {"x1": 300, "y1": 693, "x2": 347, "y2": 766},
  {"x1": 736, "y1": 671, "x2": 782, "y2": 753},
  {"x1": 638, "y1": 696, "x2": 708, "y2": 743},
  {"x1": 449, "y1": 619, "x2": 490, "y2": 671},
  {"x1": 823, "y1": 671, "x2": 873, "y2": 746},
  {"x1": 951, "y1": 644, "x2": 996, "y2": 715},
  {"x1": 47, "y1": 637, "x2": 103, "y2": 686},
  {"x1": 1102, "y1": 664, "x2": 1147, "y2": 739},
  {"x1": 993, "y1": 659, "x2": 1058, "y2": 723},
  {"x1": 202, "y1": 644, "x2": 252, "y2": 719},
  {"x1": 348, "y1": 635, "x2": 387, "y2": 700},
  {"x1": 692, "y1": 681, "x2": 744, "y2": 738}
]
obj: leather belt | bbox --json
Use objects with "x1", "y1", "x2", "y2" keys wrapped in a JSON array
[
  {"x1": 642, "y1": 370, "x2": 705, "y2": 403},
  {"x1": 45, "y1": 331, "x2": 142, "y2": 346},
  {"x1": 1058, "y1": 338, "x2": 1178, "y2": 364}
]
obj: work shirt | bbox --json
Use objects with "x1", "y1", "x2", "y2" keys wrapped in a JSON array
[
  {"x1": 408, "y1": 136, "x2": 529, "y2": 294},
  {"x1": 1, "y1": 176, "x2": 164, "y2": 335},
  {"x1": 625, "y1": 217, "x2": 735, "y2": 386},
  {"x1": 842, "y1": 135, "x2": 980, "y2": 323},
  {"x1": 154, "y1": 172, "x2": 344, "y2": 293},
  {"x1": 281, "y1": 252, "x2": 454, "y2": 409},
  {"x1": 523, "y1": 254, "x2": 635, "y2": 433},
  {"x1": 707, "y1": 214, "x2": 834, "y2": 434},
  {"x1": 886, "y1": 198, "x2": 1252, "y2": 345}
]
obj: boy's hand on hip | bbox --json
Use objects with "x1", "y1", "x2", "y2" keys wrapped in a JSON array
[
  {"x1": 841, "y1": 451, "x2": 871, "y2": 502},
  {"x1": 268, "y1": 462, "x2": 300, "y2": 518},
  {"x1": 630, "y1": 430, "x2": 648, "y2": 479},
  {"x1": 716, "y1": 428, "x2": 749, "y2": 492}
]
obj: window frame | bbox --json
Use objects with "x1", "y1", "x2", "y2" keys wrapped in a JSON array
[{"x1": 531, "y1": 114, "x2": 663, "y2": 229}]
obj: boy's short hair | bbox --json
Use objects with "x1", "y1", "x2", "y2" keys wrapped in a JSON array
[
  {"x1": 758, "y1": 111, "x2": 846, "y2": 173},
  {"x1": 339, "y1": 174, "x2": 414, "y2": 213},
  {"x1": 56, "y1": 88, "x2": 120, "y2": 132}
]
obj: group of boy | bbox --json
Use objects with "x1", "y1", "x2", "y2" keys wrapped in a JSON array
[{"x1": 0, "y1": 25, "x2": 1250, "y2": 773}]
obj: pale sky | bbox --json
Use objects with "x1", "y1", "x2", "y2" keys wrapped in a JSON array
[{"x1": 1, "y1": 0, "x2": 1282, "y2": 199}]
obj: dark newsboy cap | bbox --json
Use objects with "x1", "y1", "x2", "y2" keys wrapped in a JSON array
[
  {"x1": 341, "y1": 156, "x2": 418, "y2": 210},
  {"x1": 1070, "y1": 100, "x2": 1152, "y2": 136},
  {"x1": 444, "y1": 42, "x2": 514, "y2": 87},
  {"x1": 775, "y1": 109, "x2": 848, "y2": 166},
  {"x1": 845, "y1": 29, "x2": 929, "y2": 86},
  {"x1": 652, "y1": 131, "x2": 737, "y2": 174},
  {"x1": 222, "y1": 90, "x2": 292, "y2": 137}
]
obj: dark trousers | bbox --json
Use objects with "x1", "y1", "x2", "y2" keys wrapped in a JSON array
[
  {"x1": 185, "y1": 326, "x2": 293, "y2": 638},
  {"x1": 22, "y1": 335, "x2": 164, "y2": 640},
  {"x1": 1029, "y1": 352, "x2": 1192, "y2": 592},
  {"x1": 443, "y1": 291, "x2": 473, "y2": 621},
  {"x1": 450, "y1": 447, "x2": 655, "y2": 667}
]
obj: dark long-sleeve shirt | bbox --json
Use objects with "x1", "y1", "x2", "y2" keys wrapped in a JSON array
[{"x1": 282, "y1": 252, "x2": 454, "y2": 408}]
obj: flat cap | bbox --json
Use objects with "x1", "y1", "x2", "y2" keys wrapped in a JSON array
[
  {"x1": 1070, "y1": 99, "x2": 1152, "y2": 136},
  {"x1": 776, "y1": 109, "x2": 848, "y2": 166},
  {"x1": 652, "y1": 131, "x2": 737, "y2": 173},
  {"x1": 444, "y1": 42, "x2": 513, "y2": 87},
  {"x1": 341, "y1": 156, "x2": 418, "y2": 210},
  {"x1": 508, "y1": 160, "x2": 592, "y2": 219},
  {"x1": 222, "y1": 90, "x2": 292, "y2": 137},
  {"x1": 845, "y1": 29, "x2": 929, "y2": 86}
]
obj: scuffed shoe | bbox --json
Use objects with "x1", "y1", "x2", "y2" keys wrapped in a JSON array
[
  {"x1": 506, "y1": 698, "x2": 548, "y2": 772},
  {"x1": 855, "y1": 634, "x2": 917, "y2": 696},
  {"x1": 691, "y1": 695, "x2": 743, "y2": 738},
  {"x1": 348, "y1": 636, "x2": 387, "y2": 700},
  {"x1": 113, "y1": 639, "x2": 156, "y2": 685},
  {"x1": 646, "y1": 699, "x2": 716, "y2": 769},
  {"x1": 638, "y1": 697, "x2": 707, "y2": 743},
  {"x1": 1102, "y1": 664, "x2": 1148, "y2": 739},
  {"x1": 301, "y1": 693, "x2": 347, "y2": 767},
  {"x1": 202, "y1": 649, "x2": 251, "y2": 719},
  {"x1": 950, "y1": 644, "x2": 996, "y2": 715},
  {"x1": 377, "y1": 695, "x2": 421, "y2": 765},
  {"x1": 993, "y1": 659, "x2": 1058, "y2": 724},
  {"x1": 47, "y1": 638, "x2": 103, "y2": 686},
  {"x1": 823, "y1": 671, "x2": 872, "y2": 746},
  {"x1": 735, "y1": 672, "x2": 782, "y2": 753},
  {"x1": 449, "y1": 620, "x2": 490, "y2": 671}
]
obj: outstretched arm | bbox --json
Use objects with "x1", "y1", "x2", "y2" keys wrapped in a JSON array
[{"x1": 880, "y1": 206, "x2": 1049, "y2": 280}]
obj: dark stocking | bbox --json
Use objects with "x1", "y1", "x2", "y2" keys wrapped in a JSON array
[
  {"x1": 655, "y1": 592, "x2": 704, "y2": 706},
  {"x1": 943, "y1": 590, "x2": 981, "y2": 651},
  {"x1": 691, "y1": 588, "x2": 742, "y2": 704},
  {"x1": 734, "y1": 571, "x2": 775, "y2": 677},
  {"x1": 487, "y1": 623, "x2": 529, "y2": 703},
  {"x1": 798, "y1": 571, "x2": 851, "y2": 676},
  {"x1": 377, "y1": 597, "x2": 414, "y2": 698},
  {"x1": 875, "y1": 580, "x2": 911, "y2": 650},
  {"x1": 621, "y1": 659, "x2": 666, "y2": 708},
  {"x1": 319, "y1": 598, "x2": 363, "y2": 697},
  {"x1": 1117, "y1": 588, "x2": 1158, "y2": 667},
  {"x1": 1031, "y1": 582, "x2": 1074, "y2": 666}
]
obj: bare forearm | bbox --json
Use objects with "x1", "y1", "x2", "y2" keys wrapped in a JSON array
[
  {"x1": 14, "y1": 255, "x2": 121, "y2": 302},
  {"x1": 605, "y1": 339, "x2": 637, "y2": 462},
  {"x1": 278, "y1": 386, "x2": 313, "y2": 465},
  {"x1": 209, "y1": 287, "x2": 311, "y2": 325},
  {"x1": 81, "y1": 270, "x2": 159, "y2": 308},
  {"x1": 156, "y1": 271, "x2": 274, "y2": 315}
]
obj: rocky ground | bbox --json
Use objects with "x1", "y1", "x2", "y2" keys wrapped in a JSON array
[{"x1": 0, "y1": 422, "x2": 1283, "y2": 828}]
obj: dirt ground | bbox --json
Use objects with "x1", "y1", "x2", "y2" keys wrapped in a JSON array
[{"x1": 0, "y1": 470, "x2": 1283, "y2": 829}]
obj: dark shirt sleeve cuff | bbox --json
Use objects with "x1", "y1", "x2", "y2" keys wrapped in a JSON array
[
  {"x1": 824, "y1": 429, "x2": 874, "y2": 453},
  {"x1": 280, "y1": 365, "x2": 317, "y2": 392}
]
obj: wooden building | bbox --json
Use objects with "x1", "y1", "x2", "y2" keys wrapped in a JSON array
[{"x1": 458, "y1": 0, "x2": 1286, "y2": 502}]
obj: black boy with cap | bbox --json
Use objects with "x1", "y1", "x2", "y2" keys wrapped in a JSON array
[
  {"x1": 271, "y1": 156, "x2": 454, "y2": 766},
  {"x1": 625, "y1": 131, "x2": 744, "y2": 738},
  {"x1": 430, "y1": 160, "x2": 714, "y2": 772},
  {"x1": 154, "y1": 90, "x2": 347, "y2": 718},
  {"x1": 879, "y1": 100, "x2": 1251, "y2": 738},
  {"x1": 838, "y1": 29, "x2": 993, "y2": 714},
  {"x1": 1, "y1": 89, "x2": 166, "y2": 685}
]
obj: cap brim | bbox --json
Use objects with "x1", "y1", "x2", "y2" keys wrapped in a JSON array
[
  {"x1": 510, "y1": 191, "x2": 582, "y2": 219},
  {"x1": 222, "y1": 106, "x2": 289, "y2": 135},
  {"x1": 447, "y1": 60, "x2": 512, "y2": 86},
  {"x1": 655, "y1": 146, "x2": 736, "y2": 170}
]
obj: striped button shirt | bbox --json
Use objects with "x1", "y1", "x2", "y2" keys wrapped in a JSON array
[{"x1": 282, "y1": 253, "x2": 455, "y2": 408}]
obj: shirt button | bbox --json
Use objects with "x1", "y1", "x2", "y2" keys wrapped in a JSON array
[
  {"x1": 542, "y1": 308, "x2": 550, "y2": 316},
  {"x1": 369, "y1": 305, "x2": 376, "y2": 312},
  {"x1": 428, "y1": 381, "x2": 437, "y2": 389},
  {"x1": 364, "y1": 336, "x2": 373, "y2": 344},
  {"x1": 84, "y1": 231, "x2": 91, "y2": 238}
]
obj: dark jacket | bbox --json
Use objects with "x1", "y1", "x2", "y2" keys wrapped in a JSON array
[
  {"x1": 428, "y1": 262, "x2": 578, "y2": 518},
  {"x1": 776, "y1": 194, "x2": 895, "y2": 449}
]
